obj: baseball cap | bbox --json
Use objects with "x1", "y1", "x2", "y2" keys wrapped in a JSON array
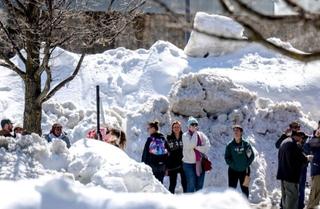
[
  {"x1": 292, "y1": 131, "x2": 308, "y2": 140},
  {"x1": 232, "y1": 124, "x2": 243, "y2": 132}
]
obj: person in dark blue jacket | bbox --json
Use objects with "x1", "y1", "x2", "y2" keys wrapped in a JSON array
[
  {"x1": 43, "y1": 123, "x2": 71, "y2": 148},
  {"x1": 142, "y1": 120, "x2": 169, "y2": 183},
  {"x1": 305, "y1": 129, "x2": 320, "y2": 209}
]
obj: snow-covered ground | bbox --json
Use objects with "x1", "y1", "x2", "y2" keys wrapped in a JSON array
[{"x1": 0, "y1": 12, "x2": 320, "y2": 208}]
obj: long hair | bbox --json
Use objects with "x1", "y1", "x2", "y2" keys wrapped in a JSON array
[
  {"x1": 107, "y1": 128, "x2": 127, "y2": 150},
  {"x1": 170, "y1": 120, "x2": 182, "y2": 137}
]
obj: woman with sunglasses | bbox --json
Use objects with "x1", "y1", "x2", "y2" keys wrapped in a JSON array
[{"x1": 182, "y1": 116, "x2": 210, "y2": 193}]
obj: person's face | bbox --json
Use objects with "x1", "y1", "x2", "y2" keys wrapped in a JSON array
[
  {"x1": 53, "y1": 126, "x2": 62, "y2": 136},
  {"x1": 233, "y1": 128, "x2": 242, "y2": 139},
  {"x1": 172, "y1": 123, "x2": 181, "y2": 135},
  {"x1": 15, "y1": 127, "x2": 23, "y2": 134},
  {"x1": 104, "y1": 132, "x2": 111, "y2": 142},
  {"x1": 291, "y1": 124, "x2": 300, "y2": 132},
  {"x1": 188, "y1": 123, "x2": 198, "y2": 132},
  {"x1": 315, "y1": 129, "x2": 320, "y2": 138},
  {"x1": 148, "y1": 126, "x2": 156, "y2": 135},
  {"x1": 294, "y1": 136, "x2": 303, "y2": 144},
  {"x1": 4, "y1": 123, "x2": 13, "y2": 132}
]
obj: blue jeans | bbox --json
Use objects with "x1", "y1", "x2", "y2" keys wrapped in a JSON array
[
  {"x1": 183, "y1": 162, "x2": 205, "y2": 193},
  {"x1": 298, "y1": 165, "x2": 307, "y2": 209}
]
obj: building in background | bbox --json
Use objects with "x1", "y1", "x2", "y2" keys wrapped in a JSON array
[{"x1": 2, "y1": 1, "x2": 300, "y2": 53}]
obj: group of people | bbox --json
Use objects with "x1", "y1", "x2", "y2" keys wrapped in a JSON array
[
  {"x1": 141, "y1": 116, "x2": 255, "y2": 195},
  {"x1": 2, "y1": 116, "x2": 320, "y2": 209},
  {"x1": 276, "y1": 121, "x2": 320, "y2": 209},
  {"x1": 0, "y1": 118, "x2": 127, "y2": 151}
]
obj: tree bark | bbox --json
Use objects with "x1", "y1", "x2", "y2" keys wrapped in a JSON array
[
  {"x1": 23, "y1": 1, "x2": 42, "y2": 134},
  {"x1": 23, "y1": 76, "x2": 42, "y2": 135}
]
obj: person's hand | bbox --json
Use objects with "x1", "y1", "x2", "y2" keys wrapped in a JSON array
[
  {"x1": 307, "y1": 155, "x2": 314, "y2": 161},
  {"x1": 284, "y1": 128, "x2": 292, "y2": 135}
]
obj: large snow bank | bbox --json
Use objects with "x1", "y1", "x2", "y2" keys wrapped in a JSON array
[
  {"x1": 0, "y1": 176, "x2": 251, "y2": 209},
  {"x1": 184, "y1": 12, "x2": 246, "y2": 57},
  {"x1": 68, "y1": 139, "x2": 167, "y2": 193},
  {"x1": 0, "y1": 135, "x2": 167, "y2": 193}
]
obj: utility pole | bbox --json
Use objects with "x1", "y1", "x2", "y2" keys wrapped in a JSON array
[{"x1": 185, "y1": 0, "x2": 191, "y2": 44}]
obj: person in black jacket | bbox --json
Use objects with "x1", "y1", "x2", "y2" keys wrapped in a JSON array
[
  {"x1": 275, "y1": 121, "x2": 300, "y2": 149},
  {"x1": 277, "y1": 131, "x2": 311, "y2": 209},
  {"x1": 166, "y1": 120, "x2": 187, "y2": 193},
  {"x1": 142, "y1": 120, "x2": 169, "y2": 183},
  {"x1": 275, "y1": 121, "x2": 309, "y2": 209}
]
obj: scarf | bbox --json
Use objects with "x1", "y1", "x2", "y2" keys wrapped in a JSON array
[{"x1": 194, "y1": 133, "x2": 203, "y2": 176}]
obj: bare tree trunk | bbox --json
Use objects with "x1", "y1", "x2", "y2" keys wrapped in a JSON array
[
  {"x1": 23, "y1": 1, "x2": 42, "y2": 134},
  {"x1": 24, "y1": 76, "x2": 42, "y2": 134}
]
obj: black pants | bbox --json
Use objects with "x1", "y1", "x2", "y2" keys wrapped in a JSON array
[
  {"x1": 168, "y1": 166, "x2": 187, "y2": 194},
  {"x1": 151, "y1": 164, "x2": 166, "y2": 183},
  {"x1": 228, "y1": 167, "x2": 250, "y2": 198}
]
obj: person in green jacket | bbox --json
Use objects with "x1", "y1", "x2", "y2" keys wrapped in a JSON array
[{"x1": 225, "y1": 124, "x2": 255, "y2": 198}]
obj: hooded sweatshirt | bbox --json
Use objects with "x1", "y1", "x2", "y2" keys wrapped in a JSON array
[{"x1": 225, "y1": 138, "x2": 255, "y2": 172}]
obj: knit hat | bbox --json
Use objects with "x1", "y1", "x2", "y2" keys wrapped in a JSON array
[{"x1": 187, "y1": 116, "x2": 198, "y2": 127}]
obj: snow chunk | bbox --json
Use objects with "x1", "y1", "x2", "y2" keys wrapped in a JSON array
[
  {"x1": 169, "y1": 73, "x2": 256, "y2": 117},
  {"x1": 184, "y1": 12, "x2": 246, "y2": 57}
]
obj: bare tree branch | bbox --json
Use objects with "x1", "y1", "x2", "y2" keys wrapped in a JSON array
[
  {"x1": 40, "y1": 53, "x2": 85, "y2": 104},
  {"x1": 282, "y1": 0, "x2": 319, "y2": 18},
  {"x1": 231, "y1": 0, "x2": 303, "y2": 21},
  {"x1": 0, "y1": 21, "x2": 27, "y2": 64},
  {"x1": 0, "y1": 53, "x2": 26, "y2": 79},
  {"x1": 219, "y1": 0, "x2": 320, "y2": 62},
  {"x1": 108, "y1": 0, "x2": 116, "y2": 11}
]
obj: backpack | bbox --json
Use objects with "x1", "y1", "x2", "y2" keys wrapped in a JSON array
[{"x1": 149, "y1": 136, "x2": 168, "y2": 155}]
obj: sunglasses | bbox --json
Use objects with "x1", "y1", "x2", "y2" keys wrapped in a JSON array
[{"x1": 190, "y1": 123, "x2": 198, "y2": 127}]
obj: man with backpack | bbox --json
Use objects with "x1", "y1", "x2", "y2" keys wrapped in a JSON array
[{"x1": 142, "y1": 120, "x2": 169, "y2": 183}]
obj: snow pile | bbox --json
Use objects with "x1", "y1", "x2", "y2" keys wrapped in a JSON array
[
  {"x1": 68, "y1": 139, "x2": 167, "y2": 193},
  {"x1": 184, "y1": 12, "x2": 246, "y2": 57},
  {"x1": 0, "y1": 176, "x2": 251, "y2": 209},
  {"x1": 0, "y1": 134, "x2": 66, "y2": 180},
  {"x1": 0, "y1": 134, "x2": 168, "y2": 194},
  {"x1": 169, "y1": 73, "x2": 256, "y2": 117},
  {"x1": 165, "y1": 73, "x2": 315, "y2": 203}
]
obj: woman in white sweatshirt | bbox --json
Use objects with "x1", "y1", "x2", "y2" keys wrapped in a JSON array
[{"x1": 182, "y1": 116, "x2": 210, "y2": 192}]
